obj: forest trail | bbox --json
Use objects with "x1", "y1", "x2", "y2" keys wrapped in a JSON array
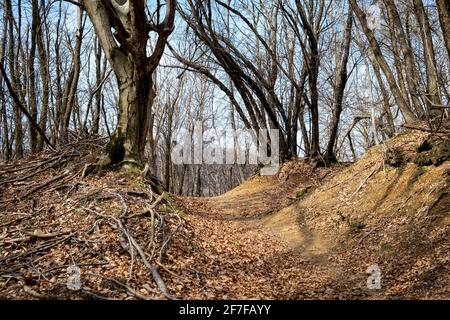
[
  {"x1": 177, "y1": 195, "x2": 334, "y2": 299},
  {"x1": 176, "y1": 173, "x2": 340, "y2": 299},
  {"x1": 181, "y1": 174, "x2": 331, "y2": 255},
  {"x1": 175, "y1": 131, "x2": 450, "y2": 299}
]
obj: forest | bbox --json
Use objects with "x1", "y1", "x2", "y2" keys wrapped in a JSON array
[{"x1": 0, "y1": 0, "x2": 449, "y2": 302}]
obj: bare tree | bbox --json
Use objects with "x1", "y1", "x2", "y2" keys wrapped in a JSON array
[
  {"x1": 325, "y1": 6, "x2": 353, "y2": 162},
  {"x1": 349, "y1": 0, "x2": 418, "y2": 124},
  {"x1": 61, "y1": 5, "x2": 84, "y2": 142},
  {"x1": 83, "y1": 0, "x2": 177, "y2": 164}
]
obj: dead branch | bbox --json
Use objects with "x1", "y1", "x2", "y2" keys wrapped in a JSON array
[
  {"x1": 85, "y1": 272, "x2": 157, "y2": 300},
  {"x1": 84, "y1": 207, "x2": 174, "y2": 299},
  {"x1": 402, "y1": 123, "x2": 450, "y2": 134},
  {"x1": 0, "y1": 231, "x2": 70, "y2": 246},
  {"x1": 350, "y1": 163, "x2": 381, "y2": 198},
  {"x1": 19, "y1": 171, "x2": 71, "y2": 199},
  {"x1": 0, "y1": 233, "x2": 73, "y2": 263},
  {"x1": 0, "y1": 216, "x2": 29, "y2": 228}
]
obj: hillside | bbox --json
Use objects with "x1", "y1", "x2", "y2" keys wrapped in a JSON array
[{"x1": 0, "y1": 131, "x2": 448, "y2": 299}]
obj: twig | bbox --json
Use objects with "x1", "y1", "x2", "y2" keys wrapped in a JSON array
[
  {"x1": 85, "y1": 272, "x2": 158, "y2": 300},
  {"x1": 84, "y1": 208, "x2": 174, "y2": 299},
  {"x1": 356, "y1": 226, "x2": 381, "y2": 245},
  {"x1": 351, "y1": 163, "x2": 381, "y2": 198},
  {"x1": 20, "y1": 171, "x2": 70, "y2": 199},
  {"x1": 0, "y1": 231, "x2": 70, "y2": 246},
  {"x1": 159, "y1": 212, "x2": 184, "y2": 264},
  {"x1": 0, "y1": 216, "x2": 28, "y2": 228},
  {"x1": 43, "y1": 261, "x2": 109, "y2": 273},
  {"x1": 156, "y1": 261, "x2": 184, "y2": 281},
  {"x1": 0, "y1": 234, "x2": 73, "y2": 263},
  {"x1": 125, "y1": 193, "x2": 164, "y2": 220},
  {"x1": 23, "y1": 286, "x2": 47, "y2": 299}
]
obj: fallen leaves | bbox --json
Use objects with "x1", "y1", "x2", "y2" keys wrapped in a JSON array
[{"x1": 1, "y1": 133, "x2": 449, "y2": 300}]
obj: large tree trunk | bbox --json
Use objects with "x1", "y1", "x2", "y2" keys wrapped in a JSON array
[
  {"x1": 84, "y1": 0, "x2": 176, "y2": 166},
  {"x1": 108, "y1": 69, "x2": 155, "y2": 163}
]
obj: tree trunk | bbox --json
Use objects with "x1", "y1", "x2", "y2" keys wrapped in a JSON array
[
  {"x1": 164, "y1": 108, "x2": 173, "y2": 191},
  {"x1": 298, "y1": 101, "x2": 310, "y2": 155},
  {"x1": 436, "y1": 0, "x2": 450, "y2": 60},
  {"x1": 413, "y1": 0, "x2": 442, "y2": 118},
  {"x1": 36, "y1": 0, "x2": 50, "y2": 152},
  {"x1": 147, "y1": 112, "x2": 157, "y2": 173},
  {"x1": 0, "y1": 3, "x2": 10, "y2": 162},
  {"x1": 84, "y1": 0, "x2": 176, "y2": 166},
  {"x1": 28, "y1": 0, "x2": 39, "y2": 153},
  {"x1": 53, "y1": 1, "x2": 63, "y2": 145},
  {"x1": 107, "y1": 70, "x2": 155, "y2": 163},
  {"x1": 6, "y1": 0, "x2": 23, "y2": 158},
  {"x1": 326, "y1": 7, "x2": 353, "y2": 162},
  {"x1": 349, "y1": 0, "x2": 418, "y2": 124},
  {"x1": 92, "y1": 37, "x2": 104, "y2": 135},
  {"x1": 383, "y1": 1, "x2": 424, "y2": 117},
  {"x1": 177, "y1": 164, "x2": 187, "y2": 195},
  {"x1": 61, "y1": 7, "x2": 83, "y2": 143},
  {"x1": 194, "y1": 165, "x2": 201, "y2": 197}
]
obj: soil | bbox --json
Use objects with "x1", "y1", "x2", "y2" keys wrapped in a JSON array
[{"x1": 0, "y1": 131, "x2": 448, "y2": 299}]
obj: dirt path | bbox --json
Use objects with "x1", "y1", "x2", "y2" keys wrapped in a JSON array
[
  {"x1": 174, "y1": 176, "x2": 351, "y2": 299},
  {"x1": 174, "y1": 151, "x2": 450, "y2": 300}
]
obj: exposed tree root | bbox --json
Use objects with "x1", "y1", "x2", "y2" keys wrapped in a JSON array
[{"x1": 0, "y1": 138, "x2": 187, "y2": 300}]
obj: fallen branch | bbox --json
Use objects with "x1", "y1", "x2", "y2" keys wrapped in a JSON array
[
  {"x1": 85, "y1": 272, "x2": 158, "y2": 300},
  {"x1": 84, "y1": 208, "x2": 174, "y2": 299},
  {"x1": 125, "y1": 193, "x2": 164, "y2": 220},
  {"x1": 0, "y1": 231, "x2": 70, "y2": 246},
  {"x1": 0, "y1": 215, "x2": 29, "y2": 228},
  {"x1": 0, "y1": 233, "x2": 73, "y2": 263},
  {"x1": 20, "y1": 171, "x2": 71, "y2": 199},
  {"x1": 128, "y1": 233, "x2": 173, "y2": 299},
  {"x1": 350, "y1": 163, "x2": 381, "y2": 198}
]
